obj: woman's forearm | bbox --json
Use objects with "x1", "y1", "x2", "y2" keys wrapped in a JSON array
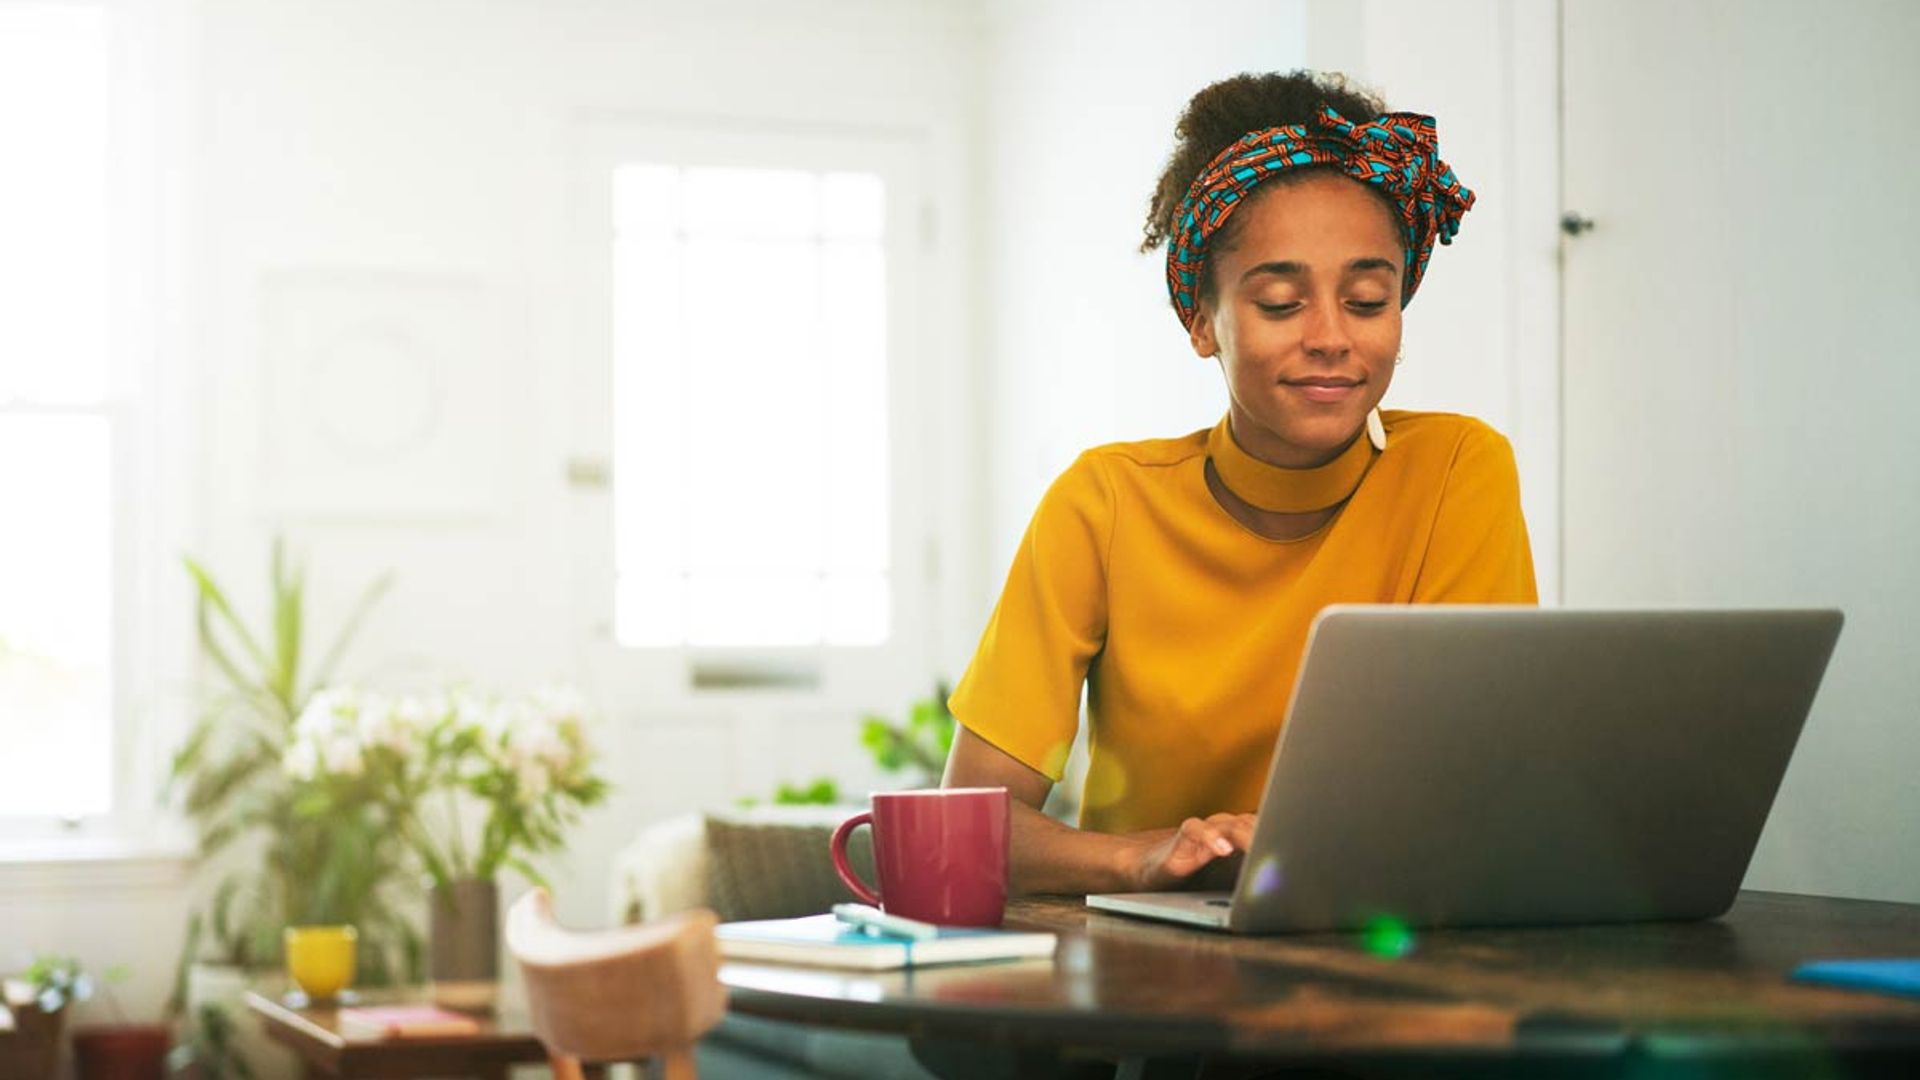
[
  {"x1": 1007, "y1": 798, "x2": 1163, "y2": 895},
  {"x1": 942, "y1": 725, "x2": 1243, "y2": 895}
]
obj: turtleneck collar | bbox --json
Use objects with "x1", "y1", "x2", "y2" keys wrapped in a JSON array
[{"x1": 1205, "y1": 414, "x2": 1376, "y2": 514}]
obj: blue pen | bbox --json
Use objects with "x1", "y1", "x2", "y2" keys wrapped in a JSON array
[{"x1": 831, "y1": 903, "x2": 940, "y2": 942}]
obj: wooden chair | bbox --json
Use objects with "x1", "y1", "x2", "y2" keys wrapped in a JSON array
[{"x1": 504, "y1": 887, "x2": 726, "y2": 1080}]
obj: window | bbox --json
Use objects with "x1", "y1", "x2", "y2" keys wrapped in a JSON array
[
  {"x1": 611, "y1": 164, "x2": 892, "y2": 648},
  {"x1": 574, "y1": 123, "x2": 934, "y2": 704},
  {"x1": 0, "y1": 2, "x2": 117, "y2": 822}
]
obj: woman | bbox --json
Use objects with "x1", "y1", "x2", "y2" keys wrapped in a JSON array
[{"x1": 942, "y1": 71, "x2": 1537, "y2": 896}]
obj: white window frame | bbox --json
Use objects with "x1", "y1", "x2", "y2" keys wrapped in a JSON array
[
  {"x1": 0, "y1": 0, "x2": 186, "y2": 856},
  {"x1": 568, "y1": 121, "x2": 939, "y2": 710}
]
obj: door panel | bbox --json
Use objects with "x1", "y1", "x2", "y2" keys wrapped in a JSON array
[{"x1": 1561, "y1": 0, "x2": 1920, "y2": 898}]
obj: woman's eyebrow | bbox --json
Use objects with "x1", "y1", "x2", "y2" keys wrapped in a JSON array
[
  {"x1": 1347, "y1": 257, "x2": 1400, "y2": 275},
  {"x1": 1240, "y1": 256, "x2": 1401, "y2": 283},
  {"x1": 1240, "y1": 260, "x2": 1307, "y2": 282}
]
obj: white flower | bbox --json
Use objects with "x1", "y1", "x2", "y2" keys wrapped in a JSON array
[
  {"x1": 394, "y1": 690, "x2": 450, "y2": 735},
  {"x1": 459, "y1": 691, "x2": 515, "y2": 746},
  {"x1": 321, "y1": 733, "x2": 364, "y2": 777},
  {"x1": 283, "y1": 739, "x2": 320, "y2": 781},
  {"x1": 514, "y1": 757, "x2": 551, "y2": 805},
  {"x1": 296, "y1": 687, "x2": 358, "y2": 740},
  {"x1": 524, "y1": 684, "x2": 594, "y2": 771},
  {"x1": 288, "y1": 685, "x2": 404, "y2": 777},
  {"x1": 510, "y1": 717, "x2": 570, "y2": 772},
  {"x1": 353, "y1": 692, "x2": 409, "y2": 754}
]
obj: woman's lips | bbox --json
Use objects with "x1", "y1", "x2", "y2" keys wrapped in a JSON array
[{"x1": 1282, "y1": 380, "x2": 1361, "y2": 404}]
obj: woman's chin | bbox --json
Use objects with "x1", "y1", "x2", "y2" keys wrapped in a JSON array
[
  {"x1": 1237, "y1": 405, "x2": 1371, "y2": 465},
  {"x1": 1276, "y1": 415, "x2": 1366, "y2": 456}
]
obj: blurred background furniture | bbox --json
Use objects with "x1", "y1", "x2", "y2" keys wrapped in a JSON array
[
  {"x1": 612, "y1": 804, "x2": 877, "y2": 926},
  {"x1": 611, "y1": 804, "x2": 941, "y2": 1079},
  {"x1": 506, "y1": 887, "x2": 726, "y2": 1080},
  {"x1": 0, "y1": 981, "x2": 64, "y2": 1080},
  {"x1": 243, "y1": 985, "x2": 548, "y2": 1080}
]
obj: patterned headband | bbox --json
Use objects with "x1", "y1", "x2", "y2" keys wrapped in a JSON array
[{"x1": 1165, "y1": 106, "x2": 1475, "y2": 330}]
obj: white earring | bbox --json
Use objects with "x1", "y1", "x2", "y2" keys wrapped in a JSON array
[{"x1": 1366, "y1": 407, "x2": 1388, "y2": 452}]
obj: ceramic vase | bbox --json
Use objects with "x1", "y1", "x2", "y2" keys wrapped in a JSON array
[
  {"x1": 429, "y1": 877, "x2": 499, "y2": 1010},
  {"x1": 71, "y1": 1024, "x2": 171, "y2": 1080},
  {"x1": 0, "y1": 1001, "x2": 64, "y2": 1080}
]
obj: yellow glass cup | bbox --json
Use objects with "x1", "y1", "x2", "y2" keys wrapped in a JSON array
[{"x1": 284, "y1": 925, "x2": 358, "y2": 1002}]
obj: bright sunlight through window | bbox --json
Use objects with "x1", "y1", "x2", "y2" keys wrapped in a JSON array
[
  {"x1": 0, "y1": 2, "x2": 115, "y2": 818},
  {"x1": 611, "y1": 164, "x2": 891, "y2": 648}
]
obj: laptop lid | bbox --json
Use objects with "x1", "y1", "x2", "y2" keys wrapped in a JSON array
[{"x1": 1217, "y1": 606, "x2": 1843, "y2": 933}]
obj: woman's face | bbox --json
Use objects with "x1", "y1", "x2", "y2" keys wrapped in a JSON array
[{"x1": 1189, "y1": 172, "x2": 1404, "y2": 469}]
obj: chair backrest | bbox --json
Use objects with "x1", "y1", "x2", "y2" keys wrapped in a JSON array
[{"x1": 505, "y1": 887, "x2": 726, "y2": 1066}]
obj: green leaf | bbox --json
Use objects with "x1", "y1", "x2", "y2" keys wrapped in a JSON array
[
  {"x1": 504, "y1": 854, "x2": 548, "y2": 889},
  {"x1": 861, "y1": 718, "x2": 910, "y2": 772},
  {"x1": 304, "y1": 570, "x2": 394, "y2": 698},
  {"x1": 771, "y1": 777, "x2": 840, "y2": 805},
  {"x1": 167, "y1": 912, "x2": 203, "y2": 1017},
  {"x1": 183, "y1": 554, "x2": 271, "y2": 674},
  {"x1": 292, "y1": 789, "x2": 332, "y2": 818},
  {"x1": 268, "y1": 538, "x2": 305, "y2": 709},
  {"x1": 165, "y1": 717, "x2": 216, "y2": 794},
  {"x1": 192, "y1": 593, "x2": 257, "y2": 701}
]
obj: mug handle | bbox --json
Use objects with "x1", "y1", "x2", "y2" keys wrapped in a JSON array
[{"x1": 830, "y1": 811, "x2": 882, "y2": 906}]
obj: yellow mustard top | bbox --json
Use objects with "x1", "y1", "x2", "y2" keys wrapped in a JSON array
[{"x1": 948, "y1": 410, "x2": 1538, "y2": 834}]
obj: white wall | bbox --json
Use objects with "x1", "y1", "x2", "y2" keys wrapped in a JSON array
[
  {"x1": 6, "y1": 0, "x2": 984, "y2": 1027},
  {"x1": 967, "y1": 0, "x2": 1561, "y2": 620},
  {"x1": 189, "y1": 0, "x2": 982, "y2": 925},
  {"x1": 1560, "y1": 0, "x2": 1920, "y2": 902},
  {"x1": 1308, "y1": 0, "x2": 1562, "y2": 600},
  {"x1": 0, "y1": 857, "x2": 192, "y2": 1029},
  {"x1": 969, "y1": 0, "x2": 1311, "y2": 622}
]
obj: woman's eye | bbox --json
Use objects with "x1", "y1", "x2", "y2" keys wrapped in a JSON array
[
  {"x1": 1347, "y1": 300, "x2": 1390, "y2": 313},
  {"x1": 1255, "y1": 301, "x2": 1301, "y2": 315}
]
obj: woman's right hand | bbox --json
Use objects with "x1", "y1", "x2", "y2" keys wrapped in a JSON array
[
  {"x1": 1122, "y1": 812, "x2": 1258, "y2": 892},
  {"x1": 944, "y1": 726, "x2": 1263, "y2": 896}
]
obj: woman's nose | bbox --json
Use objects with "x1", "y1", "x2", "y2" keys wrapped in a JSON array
[{"x1": 1300, "y1": 302, "x2": 1353, "y2": 357}]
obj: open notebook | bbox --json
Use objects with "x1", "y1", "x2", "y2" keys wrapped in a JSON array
[{"x1": 717, "y1": 914, "x2": 1056, "y2": 971}]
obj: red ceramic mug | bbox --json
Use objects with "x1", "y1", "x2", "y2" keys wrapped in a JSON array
[{"x1": 829, "y1": 787, "x2": 1011, "y2": 927}]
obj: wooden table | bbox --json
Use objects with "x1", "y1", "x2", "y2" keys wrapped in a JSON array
[
  {"x1": 244, "y1": 986, "x2": 548, "y2": 1080},
  {"x1": 721, "y1": 890, "x2": 1920, "y2": 1078}
]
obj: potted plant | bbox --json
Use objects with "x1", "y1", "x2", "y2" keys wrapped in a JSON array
[
  {"x1": 165, "y1": 1002, "x2": 255, "y2": 1080},
  {"x1": 0, "y1": 956, "x2": 92, "y2": 1080},
  {"x1": 165, "y1": 883, "x2": 290, "y2": 1079},
  {"x1": 858, "y1": 681, "x2": 956, "y2": 789},
  {"x1": 66, "y1": 965, "x2": 171, "y2": 1080},
  {"x1": 168, "y1": 539, "x2": 421, "y2": 990},
  {"x1": 752, "y1": 681, "x2": 957, "y2": 805},
  {"x1": 330, "y1": 686, "x2": 608, "y2": 1008}
]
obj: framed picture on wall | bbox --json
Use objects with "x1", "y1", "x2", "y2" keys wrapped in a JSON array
[{"x1": 258, "y1": 269, "x2": 514, "y2": 519}]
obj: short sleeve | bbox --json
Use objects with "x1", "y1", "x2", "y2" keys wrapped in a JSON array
[
  {"x1": 947, "y1": 452, "x2": 1114, "y2": 781},
  {"x1": 1411, "y1": 425, "x2": 1539, "y2": 603}
]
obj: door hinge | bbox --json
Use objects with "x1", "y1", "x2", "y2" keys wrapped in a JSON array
[{"x1": 567, "y1": 457, "x2": 611, "y2": 489}]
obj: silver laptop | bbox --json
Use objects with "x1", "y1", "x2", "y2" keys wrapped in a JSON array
[{"x1": 1087, "y1": 606, "x2": 1844, "y2": 933}]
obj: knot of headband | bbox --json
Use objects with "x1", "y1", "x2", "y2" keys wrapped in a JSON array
[{"x1": 1165, "y1": 106, "x2": 1475, "y2": 330}]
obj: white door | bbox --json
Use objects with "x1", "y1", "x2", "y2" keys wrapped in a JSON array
[
  {"x1": 565, "y1": 122, "x2": 941, "y2": 829},
  {"x1": 1561, "y1": 0, "x2": 1920, "y2": 899}
]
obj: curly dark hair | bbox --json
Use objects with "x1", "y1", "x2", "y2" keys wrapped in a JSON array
[{"x1": 1142, "y1": 71, "x2": 1394, "y2": 301}]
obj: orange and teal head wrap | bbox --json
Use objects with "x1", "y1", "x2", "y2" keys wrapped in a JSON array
[{"x1": 1165, "y1": 105, "x2": 1475, "y2": 330}]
